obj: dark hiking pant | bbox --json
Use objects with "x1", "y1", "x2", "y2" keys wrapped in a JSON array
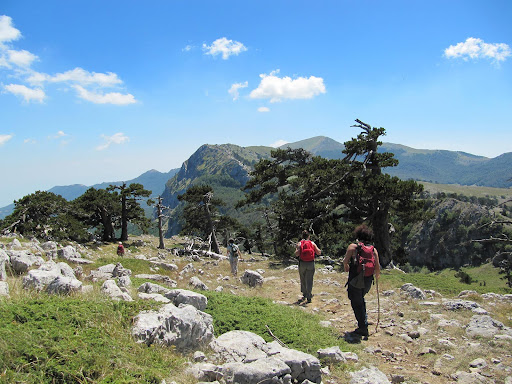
[
  {"x1": 299, "y1": 260, "x2": 315, "y2": 300},
  {"x1": 347, "y1": 275, "x2": 374, "y2": 330}
]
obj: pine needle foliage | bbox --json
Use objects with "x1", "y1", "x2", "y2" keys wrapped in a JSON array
[
  {"x1": 0, "y1": 296, "x2": 186, "y2": 384},
  {"x1": 203, "y1": 291, "x2": 351, "y2": 355}
]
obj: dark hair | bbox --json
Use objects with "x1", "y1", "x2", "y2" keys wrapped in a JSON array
[
  {"x1": 228, "y1": 238, "x2": 234, "y2": 243},
  {"x1": 354, "y1": 224, "x2": 373, "y2": 242},
  {"x1": 301, "y1": 230, "x2": 310, "y2": 240}
]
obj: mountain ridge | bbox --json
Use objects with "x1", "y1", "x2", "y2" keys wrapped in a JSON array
[{"x1": 1, "y1": 137, "x2": 510, "y2": 220}]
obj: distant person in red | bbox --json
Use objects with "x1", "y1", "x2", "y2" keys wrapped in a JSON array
[
  {"x1": 117, "y1": 242, "x2": 125, "y2": 257},
  {"x1": 295, "y1": 230, "x2": 321, "y2": 304}
]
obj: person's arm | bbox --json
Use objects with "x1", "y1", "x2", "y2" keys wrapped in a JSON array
[
  {"x1": 294, "y1": 242, "x2": 301, "y2": 258},
  {"x1": 343, "y1": 243, "x2": 357, "y2": 272},
  {"x1": 373, "y1": 248, "x2": 381, "y2": 280},
  {"x1": 237, "y1": 246, "x2": 242, "y2": 257},
  {"x1": 312, "y1": 242, "x2": 321, "y2": 255}
]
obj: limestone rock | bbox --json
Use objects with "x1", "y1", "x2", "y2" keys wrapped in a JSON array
[
  {"x1": 241, "y1": 270, "x2": 264, "y2": 287},
  {"x1": 132, "y1": 303, "x2": 214, "y2": 352}
]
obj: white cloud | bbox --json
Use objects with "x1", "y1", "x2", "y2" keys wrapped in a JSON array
[
  {"x1": 182, "y1": 44, "x2": 193, "y2": 52},
  {"x1": 4, "y1": 83, "x2": 45, "y2": 103},
  {"x1": 228, "y1": 81, "x2": 248, "y2": 100},
  {"x1": 0, "y1": 134, "x2": 13, "y2": 146},
  {"x1": 270, "y1": 139, "x2": 289, "y2": 148},
  {"x1": 24, "y1": 138, "x2": 36, "y2": 144},
  {"x1": 444, "y1": 37, "x2": 511, "y2": 62},
  {"x1": 49, "y1": 130, "x2": 67, "y2": 139},
  {"x1": 0, "y1": 15, "x2": 21, "y2": 47},
  {"x1": 7, "y1": 49, "x2": 38, "y2": 67},
  {"x1": 96, "y1": 132, "x2": 129, "y2": 151},
  {"x1": 203, "y1": 37, "x2": 247, "y2": 60},
  {"x1": 250, "y1": 69, "x2": 326, "y2": 102},
  {"x1": 48, "y1": 67, "x2": 123, "y2": 87},
  {"x1": 258, "y1": 106, "x2": 270, "y2": 112},
  {"x1": 73, "y1": 85, "x2": 136, "y2": 105}
]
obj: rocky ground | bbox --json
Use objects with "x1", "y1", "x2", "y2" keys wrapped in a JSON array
[{"x1": 1, "y1": 234, "x2": 512, "y2": 384}]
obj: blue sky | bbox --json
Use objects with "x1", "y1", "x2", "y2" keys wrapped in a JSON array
[{"x1": 1, "y1": 0, "x2": 511, "y2": 207}]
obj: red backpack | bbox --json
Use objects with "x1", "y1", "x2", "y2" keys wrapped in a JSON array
[
  {"x1": 356, "y1": 242, "x2": 376, "y2": 277},
  {"x1": 300, "y1": 240, "x2": 315, "y2": 261}
]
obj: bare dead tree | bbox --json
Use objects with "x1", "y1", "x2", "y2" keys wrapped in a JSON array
[
  {"x1": 155, "y1": 196, "x2": 170, "y2": 249},
  {"x1": 204, "y1": 191, "x2": 220, "y2": 254}
]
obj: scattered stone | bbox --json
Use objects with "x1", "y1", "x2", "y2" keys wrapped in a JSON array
[
  {"x1": 0, "y1": 249, "x2": 8, "y2": 280},
  {"x1": 390, "y1": 374, "x2": 405, "y2": 383},
  {"x1": 165, "y1": 289, "x2": 208, "y2": 311},
  {"x1": 466, "y1": 315, "x2": 511, "y2": 338},
  {"x1": 189, "y1": 276, "x2": 209, "y2": 291},
  {"x1": 46, "y1": 275, "x2": 82, "y2": 295},
  {"x1": 442, "y1": 299, "x2": 481, "y2": 311},
  {"x1": 134, "y1": 274, "x2": 177, "y2": 287},
  {"x1": 469, "y1": 358, "x2": 488, "y2": 369},
  {"x1": 240, "y1": 270, "x2": 264, "y2": 287},
  {"x1": 138, "y1": 292, "x2": 171, "y2": 303},
  {"x1": 418, "y1": 347, "x2": 436, "y2": 356},
  {"x1": 194, "y1": 351, "x2": 207, "y2": 362},
  {"x1": 400, "y1": 283, "x2": 426, "y2": 300},
  {"x1": 101, "y1": 279, "x2": 133, "y2": 301},
  {"x1": 0, "y1": 281, "x2": 9, "y2": 296},
  {"x1": 349, "y1": 366, "x2": 391, "y2": 384},
  {"x1": 452, "y1": 371, "x2": 492, "y2": 383}
]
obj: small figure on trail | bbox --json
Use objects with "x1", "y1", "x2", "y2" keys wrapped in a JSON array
[
  {"x1": 227, "y1": 238, "x2": 241, "y2": 276},
  {"x1": 343, "y1": 224, "x2": 381, "y2": 339},
  {"x1": 117, "y1": 242, "x2": 125, "y2": 257},
  {"x1": 295, "y1": 230, "x2": 321, "y2": 304}
]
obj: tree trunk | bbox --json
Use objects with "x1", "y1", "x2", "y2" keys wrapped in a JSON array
[
  {"x1": 100, "y1": 208, "x2": 115, "y2": 242},
  {"x1": 121, "y1": 193, "x2": 128, "y2": 241},
  {"x1": 157, "y1": 201, "x2": 165, "y2": 249}
]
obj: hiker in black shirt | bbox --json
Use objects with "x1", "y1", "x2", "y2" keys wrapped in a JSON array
[{"x1": 343, "y1": 224, "x2": 381, "y2": 338}]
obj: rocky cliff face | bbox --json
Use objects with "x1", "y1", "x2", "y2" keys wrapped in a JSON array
[
  {"x1": 161, "y1": 144, "x2": 272, "y2": 235},
  {"x1": 406, "y1": 198, "x2": 497, "y2": 269}
]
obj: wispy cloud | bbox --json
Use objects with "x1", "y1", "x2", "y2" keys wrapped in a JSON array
[
  {"x1": 24, "y1": 138, "x2": 36, "y2": 144},
  {"x1": 444, "y1": 37, "x2": 511, "y2": 63},
  {"x1": 270, "y1": 139, "x2": 288, "y2": 148},
  {"x1": 228, "y1": 81, "x2": 248, "y2": 101},
  {"x1": 0, "y1": 14, "x2": 136, "y2": 105},
  {"x1": 4, "y1": 83, "x2": 45, "y2": 103},
  {"x1": 250, "y1": 69, "x2": 326, "y2": 103},
  {"x1": 73, "y1": 85, "x2": 136, "y2": 105},
  {"x1": 0, "y1": 134, "x2": 13, "y2": 146},
  {"x1": 203, "y1": 37, "x2": 247, "y2": 60},
  {"x1": 258, "y1": 106, "x2": 270, "y2": 112},
  {"x1": 182, "y1": 44, "x2": 193, "y2": 52},
  {"x1": 96, "y1": 132, "x2": 129, "y2": 151}
]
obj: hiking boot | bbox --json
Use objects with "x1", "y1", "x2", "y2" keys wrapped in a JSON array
[
  {"x1": 306, "y1": 298, "x2": 312, "y2": 304},
  {"x1": 296, "y1": 296, "x2": 306, "y2": 304},
  {"x1": 354, "y1": 327, "x2": 369, "y2": 337}
]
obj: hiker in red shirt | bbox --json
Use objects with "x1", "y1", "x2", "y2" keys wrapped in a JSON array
[
  {"x1": 295, "y1": 230, "x2": 321, "y2": 304},
  {"x1": 117, "y1": 242, "x2": 125, "y2": 257}
]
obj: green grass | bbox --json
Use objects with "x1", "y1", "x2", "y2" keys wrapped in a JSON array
[
  {"x1": 203, "y1": 291, "x2": 351, "y2": 355},
  {"x1": 384, "y1": 263, "x2": 512, "y2": 296},
  {"x1": 0, "y1": 295, "x2": 186, "y2": 384}
]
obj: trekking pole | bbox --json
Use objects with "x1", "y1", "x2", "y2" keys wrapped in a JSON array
[{"x1": 375, "y1": 277, "x2": 380, "y2": 334}]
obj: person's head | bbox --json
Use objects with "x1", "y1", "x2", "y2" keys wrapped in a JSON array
[
  {"x1": 119, "y1": 242, "x2": 122, "y2": 245},
  {"x1": 354, "y1": 224, "x2": 373, "y2": 242},
  {"x1": 228, "y1": 238, "x2": 234, "y2": 244},
  {"x1": 301, "y1": 230, "x2": 310, "y2": 240}
]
